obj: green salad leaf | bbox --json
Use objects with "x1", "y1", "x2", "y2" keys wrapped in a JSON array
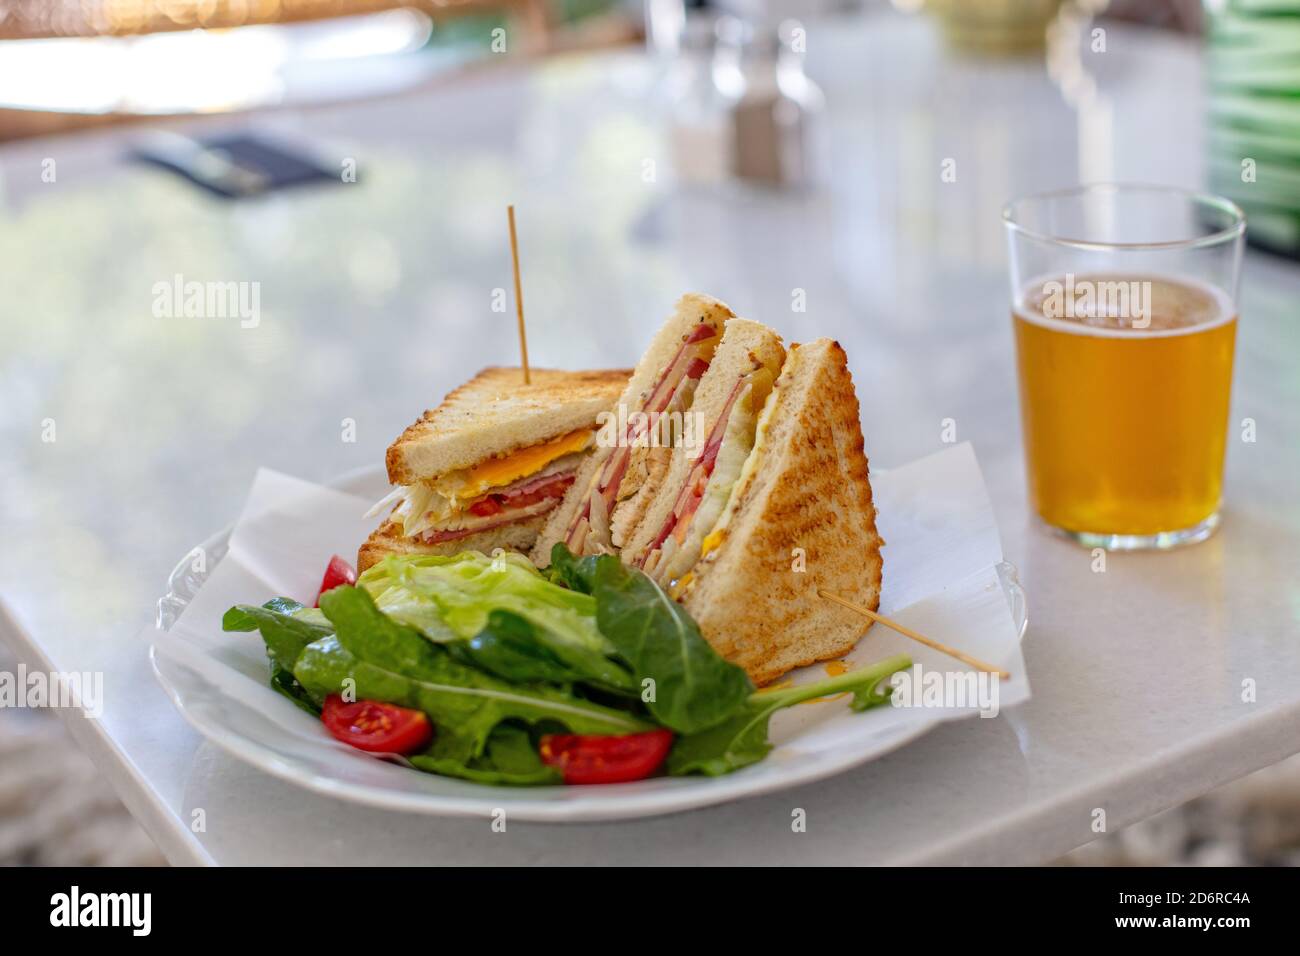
[
  {"x1": 456, "y1": 609, "x2": 634, "y2": 693},
  {"x1": 350, "y1": 552, "x2": 636, "y2": 693},
  {"x1": 222, "y1": 598, "x2": 331, "y2": 672},
  {"x1": 223, "y1": 598, "x2": 332, "y2": 711},
  {"x1": 363, "y1": 551, "x2": 603, "y2": 645},
  {"x1": 293, "y1": 587, "x2": 652, "y2": 763},
  {"x1": 410, "y1": 724, "x2": 561, "y2": 786},
  {"x1": 667, "y1": 653, "x2": 911, "y2": 776},
  {"x1": 224, "y1": 548, "x2": 909, "y2": 787},
  {"x1": 270, "y1": 662, "x2": 322, "y2": 715},
  {"x1": 580, "y1": 551, "x2": 755, "y2": 735},
  {"x1": 545, "y1": 542, "x2": 600, "y2": 593}
]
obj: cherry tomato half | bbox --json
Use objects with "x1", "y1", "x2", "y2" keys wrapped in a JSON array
[
  {"x1": 314, "y1": 555, "x2": 357, "y2": 606},
  {"x1": 321, "y1": 695, "x2": 433, "y2": 754},
  {"x1": 539, "y1": 728, "x2": 674, "y2": 785}
]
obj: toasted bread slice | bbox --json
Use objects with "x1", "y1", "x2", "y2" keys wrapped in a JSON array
[
  {"x1": 357, "y1": 514, "x2": 549, "y2": 573},
  {"x1": 530, "y1": 294, "x2": 736, "y2": 565},
  {"x1": 681, "y1": 339, "x2": 883, "y2": 686},
  {"x1": 386, "y1": 367, "x2": 629, "y2": 486},
  {"x1": 619, "y1": 317, "x2": 786, "y2": 565}
]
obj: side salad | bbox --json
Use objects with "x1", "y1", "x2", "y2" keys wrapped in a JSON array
[{"x1": 222, "y1": 545, "x2": 911, "y2": 786}]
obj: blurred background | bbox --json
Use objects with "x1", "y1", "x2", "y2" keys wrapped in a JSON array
[
  {"x1": 0, "y1": 1, "x2": 1222, "y2": 143},
  {"x1": 0, "y1": 0, "x2": 1296, "y2": 865}
]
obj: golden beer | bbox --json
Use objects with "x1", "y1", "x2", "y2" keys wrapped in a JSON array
[{"x1": 1013, "y1": 274, "x2": 1237, "y2": 539}]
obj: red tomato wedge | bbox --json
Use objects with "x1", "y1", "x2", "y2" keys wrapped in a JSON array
[
  {"x1": 539, "y1": 729, "x2": 674, "y2": 785},
  {"x1": 321, "y1": 696, "x2": 433, "y2": 754},
  {"x1": 314, "y1": 555, "x2": 357, "y2": 606},
  {"x1": 468, "y1": 497, "x2": 504, "y2": 517}
]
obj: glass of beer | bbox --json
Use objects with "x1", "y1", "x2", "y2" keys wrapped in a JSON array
[{"x1": 1003, "y1": 184, "x2": 1245, "y2": 550}]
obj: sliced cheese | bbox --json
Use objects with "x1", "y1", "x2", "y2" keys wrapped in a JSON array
[
  {"x1": 377, "y1": 430, "x2": 594, "y2": 538},
  {"x1": 432, "y1": 428, "x2": 593, "y2": 504}
]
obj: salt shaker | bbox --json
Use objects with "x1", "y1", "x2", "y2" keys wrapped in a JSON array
[
  {"x1": 714, "y1": 17, "x2": 825, "y2": 188},
  {"x1": 667, "y1": 13, "x2": 730, "y2": 187}
]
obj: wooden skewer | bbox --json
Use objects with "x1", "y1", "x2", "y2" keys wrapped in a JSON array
[
  {"x1": 817, "y1": 588, "x2": 1010, "y2": 680},
  {"x1": 506, "y1": 204, "x2": 530, "y2": 384}
]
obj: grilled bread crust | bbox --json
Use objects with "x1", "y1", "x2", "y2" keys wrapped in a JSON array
[
  {"x1": 618, "y1": 317, "x2": 786, "y2": 564},
  {"x1": 385, "y1": 367, "x2": 629, "y2": 486},
  {"x1": 529, "y1": 294, "x2": 736, "y2": 565},
  {"x1": 682, "y1": 339, "x2": 883, "y2": 686},
  {"x1": 357, "y1": 515, "x2": 548, "y2": 573}
]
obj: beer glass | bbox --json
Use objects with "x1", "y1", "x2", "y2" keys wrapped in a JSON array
[{"x1": 1003, "y1": 184, "x2": 1245, "y2": 550}]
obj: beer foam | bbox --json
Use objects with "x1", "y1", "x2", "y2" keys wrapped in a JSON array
[{"x1": 1015, "y1": 273, "x2": 1235, "y2": 339}]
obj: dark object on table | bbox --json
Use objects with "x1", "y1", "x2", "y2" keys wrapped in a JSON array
[{"x1": 131, "y1": 130, "x2": 345, "y2": 199}]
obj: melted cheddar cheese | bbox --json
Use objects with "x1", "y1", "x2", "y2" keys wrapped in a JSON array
[{"x1": 433, "y1": 428, "x2": 593, "y2": 504}]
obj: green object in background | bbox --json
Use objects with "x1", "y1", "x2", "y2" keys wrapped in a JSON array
[
  {"x1": 1207, "y1": 0, "x2": 1300, "y2": 257},
  {"x1": 428, "y1": 0, "x2": 614, "y2": 50}
]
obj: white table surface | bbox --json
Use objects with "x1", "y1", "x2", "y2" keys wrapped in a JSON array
[{"x1": 1, "y1": 8, "x2": 1297, "y2": 866}]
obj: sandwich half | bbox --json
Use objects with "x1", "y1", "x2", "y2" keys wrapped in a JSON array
[
  {"x1": 530, "y1": 294, "x2": 736, "y2": 562},
  {"x1": 360, "y1": 366, "x2": 628, "y2": 572},
  {"x1": 644, "y1": 338, "x2": 884, "y2": 686},
  {"x1": 620, "y1": 316, "x2": 786, "y2": 578}
]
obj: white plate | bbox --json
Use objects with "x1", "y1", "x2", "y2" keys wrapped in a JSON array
[{"x1": 151, "y1": 457, "x2": 1028, "y2": 822}]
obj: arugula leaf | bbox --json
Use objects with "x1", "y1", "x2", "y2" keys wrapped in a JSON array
[
  {"x1": 545, "y1": 543, "x2": 600, "y2": 593},
  {"x1": 222, "y1": 599, "x2": 333, "y2": 673},
  {"x1": 460, "y1": 609, "x2": 636, "y2": 693},
  {"x1": 223, "y1": 598, "x2": 333, "y2": 711},
  {"x1": 667, "y1": 654, "x2": 912, "y2": 776},
  {"x1": 295, "y1": 587, "x2": 652, "y2": 761},
  {"x1": 588, "y1": 555, "x2": 754, "y2": 734},
  {"x1": 270, "y1": 661, "x2": 322, "y2": 715},
  {"x1": 410, "y1": 724, "x2": 561, "y2": 786},
  {"x1": 222, "y1": 596, "x2": 313, "y2": 630}
]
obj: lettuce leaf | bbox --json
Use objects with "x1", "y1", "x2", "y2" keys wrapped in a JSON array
[{"x1": 354, "y1": 552, "x2": 635, "y2": 692}]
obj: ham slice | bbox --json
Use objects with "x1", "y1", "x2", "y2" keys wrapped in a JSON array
[
  {"x1": 565, "y1": 333, "x2": 715, "y2": 546},
  {"x1": 419, "y1": 472, "x2": 575, "y2": 543},
  {"x1": 496, "y1": 468, "x2": 575, "y2": 501},
  {"x1": 639, "y1": 375, "x2": 745, "y2": 563}
]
